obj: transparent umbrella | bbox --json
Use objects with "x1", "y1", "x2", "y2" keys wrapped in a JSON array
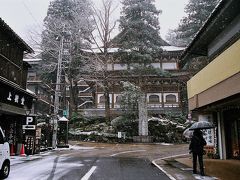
[
  {"x1": 189, "y1": 121, "x2": 214, "y2": 130},
  {"x1": 183, "y1": 128, "x2": 193, "y2": 138}
]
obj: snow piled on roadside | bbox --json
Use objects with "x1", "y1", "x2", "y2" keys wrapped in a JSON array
[
  {"x1": 69, "y1": 129, "x2": 117, "y2": 137},
  {"x1": 11, "y1": 155, "x2": 43, "y2": 165},
  {"x1": 160, "y1": 143, "x2": 174, "y2": 146},
  {"x1": 8, "y1": 156, "x2": 84, "y2": 180},
  {"x1": 154, "y1": 143, "x2": 174, "y2": 146},
  {"x1": 10, "y1": 145, "x2": 94, "y2": 166},
  {"x1": 66, "y1": 144, "x2": 95, "y2": 150}
]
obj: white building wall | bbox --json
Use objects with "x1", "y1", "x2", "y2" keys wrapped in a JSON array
[{"x1": 162, "y1": 62, "x2": 177, "y2": 70}]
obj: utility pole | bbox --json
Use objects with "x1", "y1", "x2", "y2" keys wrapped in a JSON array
[{"x1": 52, "y1": 35, "x2": 64, "y2": 149}]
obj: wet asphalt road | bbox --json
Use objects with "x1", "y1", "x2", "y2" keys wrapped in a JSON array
[
  {"x1": 58, "y1": 156, "x2": 169, "y2": 180},
  {"x1": 9, "y1": 142, "x2": 188, "y2": 180}
]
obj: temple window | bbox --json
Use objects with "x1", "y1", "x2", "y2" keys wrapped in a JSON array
[
  {"x1": 99, "y1": 95, "x2": 105, "y2": 103},
  {"x1": 149, "y1": 95, "x2": 160, "y2": 103},
  {"x1": 166, "y1": 94, "x2": 177, "y2": 102}
]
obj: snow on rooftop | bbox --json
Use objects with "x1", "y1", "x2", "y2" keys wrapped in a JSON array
[
  {"x1": 161, "y1": 46, "x2": 185, "y2": 51},
  {"x1": 82, "y1": 46, "x2": 185, "y2": 54},
  {"x1": 82, "y1": 48, "x2": 119, "y2": 53},
  {"x1": 23, "y1": 58, "x2": 42, "y2": 62},
  {"x1": 59, "y1": 116, "x2": 69, "y2": 122},
  {"x1": 27, "y1": 89, "x2": 36, "y2": 95}
]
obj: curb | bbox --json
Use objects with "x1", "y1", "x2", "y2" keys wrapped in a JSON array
[{"x1": 151, "y1": 153, "x2": 189, "y2": 180}]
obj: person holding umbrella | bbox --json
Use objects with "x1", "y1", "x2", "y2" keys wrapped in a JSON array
[{"x1": 189, "y1": 129, "x2": 207, "y2": 176}]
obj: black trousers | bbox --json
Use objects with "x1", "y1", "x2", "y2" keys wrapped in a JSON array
[{"x1": 192, "y1": 153, "x2": 204, "y2": 175}]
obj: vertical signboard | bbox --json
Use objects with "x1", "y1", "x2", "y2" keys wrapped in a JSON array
[{"x1": 203, "y1": 129, "x2": 214, "y2": 146}]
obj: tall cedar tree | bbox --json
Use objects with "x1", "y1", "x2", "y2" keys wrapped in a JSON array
[
  {"x1": 118, "y1": 0, "x2": 167, "y2": 65},
  {"x1": 41, "y1": 0, "x2": 94, "y2": 117},
  {"x1": 167, "y1": 0, "x2": 219, "y2": 46},
  {"x1": 117, "y1": 0, "x2": 166, "y2": 136}
]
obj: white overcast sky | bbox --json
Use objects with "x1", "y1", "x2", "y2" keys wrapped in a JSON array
[{"x1": 0, "y1": 0, "x2": 188, "y2": 44}]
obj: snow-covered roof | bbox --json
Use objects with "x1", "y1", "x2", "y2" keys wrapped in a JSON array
[
  {"x1": 59, "y1": 116, "x2": 69, "y2": 122},
  {"x1": 23, "y1": 58, "x2": 42, "y2": 62},
  {"x1": 161, "y1": 46, "x2": 185, "y2": 52},
  {"x1": 82, "y1": 46, "x2": 185, "y2": 54},
  {"x1": 180, "y1": 0, "x2": 238, "y2": 66},
  {"x1": 0, "y1": 18, "x2": 33, "y2": 53},
  {"x1": 27, "y1": 89, "x2": 36, "y2": 95},
  {"x1": 82, "y1": 48, "x2": 119, "y2": 53},
  {"x1": 37, "y1": 122, "x2": 46, "y2": 126}
]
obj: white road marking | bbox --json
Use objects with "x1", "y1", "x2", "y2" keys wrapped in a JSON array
[
  {"x1": 151, "y1": 161, "x2": 176, "y2": 180},
  {"x1": 153, "y1": 153, "x2": 189, "y2": 162},
  {"x1": 151, "y1": 153, "x2": 189, "y2": 180},
  {"x1": 110, "y1": 150, "x2": 146, "y2": 157},
  {"x1": 81, "y1": 166, "x2": 97, "y2": 180}
]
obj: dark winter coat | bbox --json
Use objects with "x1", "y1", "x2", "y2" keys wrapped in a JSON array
[{"x1": 189, "y1": 132, "x2": 207, "y2": 155}]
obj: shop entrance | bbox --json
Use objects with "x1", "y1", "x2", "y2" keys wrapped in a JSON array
[{"x1": 224, "y1": 109, "x2": 240, "y2": 159}]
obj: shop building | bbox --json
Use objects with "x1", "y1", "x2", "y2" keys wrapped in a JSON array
[
  {"x1": 0, "y1": 18, "x2": 36, "y2": 154},
  {"x1": 24, "y1": 55, "x2": 54, "y2": 151},
  {"x1": 181, "y1": 0, "x2": 240, "y2": 159}
]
